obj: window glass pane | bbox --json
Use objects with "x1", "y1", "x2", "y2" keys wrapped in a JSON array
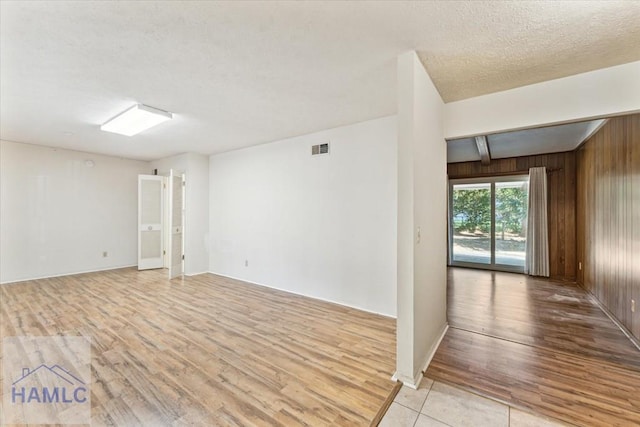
[
  {"x1": 495, "y1": 180, "x2": 529, "y2": 268},
  {"x1": 451, "y1": 183, "x2": 491, "y2": 264},
  {"x1": 141, "y1": 230, "x2": 161, "y2": 259},
  {"x1": 141, "y1": 179, "x2": 161, "y2": 224}
]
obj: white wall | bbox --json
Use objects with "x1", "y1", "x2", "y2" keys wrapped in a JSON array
[
  {"x1": 150, "y1": 152, "x2": 210, "y2": 275},
  {"x1": 396, "y1": 52, "x2": 448, "y2": 387},
  {"x1": 183, "y1": 153, "x2": 210, "y2": 275},
  {"x1": 444, "y1": 60, "x2": 640, "y2": 139},
  {"x1": 209, "y1": 116, "x2": 397, "y2": 316},
  {"x1": 0, "y1": 140, "x2": 149, "y2": 283}
]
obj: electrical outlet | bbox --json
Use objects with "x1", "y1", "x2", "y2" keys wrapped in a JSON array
[
  {"x1": 102, "y1": 251, "x2": 108, "y2": 258},
  {"x1": 245, "y1": 259, "x2": 248, "y2": 267},
  {"x1": 632, "y1": 299, "x2": 636, "y2": 313},
  {"x1": 416, "y1": 227, "x2": 421, "y2": 244}
]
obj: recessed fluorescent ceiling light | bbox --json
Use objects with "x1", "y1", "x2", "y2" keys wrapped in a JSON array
[{"x1": 100, "y1": 104, "x2": 172, "y2": 136}]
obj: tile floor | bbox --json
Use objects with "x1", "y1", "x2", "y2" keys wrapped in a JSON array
[{"x1": 380, "y1": 378, "x2": 569, "y2": 427}]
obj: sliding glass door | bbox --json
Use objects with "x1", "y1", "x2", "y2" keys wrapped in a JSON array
[
  {"x1": 450, "y1": 182, "x2": 492, "y2": 265},
  {"x1": 449, "y1": 176, "x2": 529, "y2": 272}
]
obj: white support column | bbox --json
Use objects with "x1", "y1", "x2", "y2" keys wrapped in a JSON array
[{"x1": 396, "y1": 51, "x2": 448, "y2": 387}]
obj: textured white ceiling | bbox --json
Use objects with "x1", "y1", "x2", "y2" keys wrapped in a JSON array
[
  {"x1": 447, "y1": 120, "x2": 604, "y2": 163},
  {"x1": 1, "y1": 1, "x2": 639, "y2": 160}
]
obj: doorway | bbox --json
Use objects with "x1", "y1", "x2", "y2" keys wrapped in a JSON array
[
  {"x1": 138, "y1": 171, "x2": 185, "y2": 278},
  {"x1": 448, "y1": 175, "x2": 529, "y2": 272}
]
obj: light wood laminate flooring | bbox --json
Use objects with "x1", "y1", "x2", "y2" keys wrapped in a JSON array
[{"x1": 1, "y1": 268, "x2": 396, "y2": 426}]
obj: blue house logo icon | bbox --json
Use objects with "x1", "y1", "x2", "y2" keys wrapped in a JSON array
[{"x1": 12, "y1": 364, "x2": 88, "y2": 404}]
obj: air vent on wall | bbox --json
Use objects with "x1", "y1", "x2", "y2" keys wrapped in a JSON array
[{"x1": 311, "y1": 143, "x2": 330, "y2": 156}]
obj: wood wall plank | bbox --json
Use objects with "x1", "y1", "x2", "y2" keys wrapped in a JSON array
[
  {"x1": 633, "y1": 114, "x2": 640, "y2": 341},
  {"x1": 564, "y1": 152, "x2": 577, "y2": 277},
  {"x1": 448, "y1": 152, "x2": 577, "y2": 281},
  {"x1": 576, "y1": 113, "x2": 640, "y2": 341}
]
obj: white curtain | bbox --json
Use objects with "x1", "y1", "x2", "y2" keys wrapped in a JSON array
[{"x1": 525, "y1": 167, "x2": 549, "y2": 277}]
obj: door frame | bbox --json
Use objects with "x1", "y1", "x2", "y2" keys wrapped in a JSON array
[
  {"x1": 448, "y1": 174, "x2": 529, "y2": 273},
  {"x1": 167, "y1": 170, "x2": 185, "y2": 279}
]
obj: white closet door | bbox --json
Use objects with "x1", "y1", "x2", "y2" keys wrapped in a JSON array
[
  {"x1": 168, "y1": 171, "x2": 184, "y2": 279},
  {"x1": 138, "y1": 175, "x2": 164, "y2": 270}
]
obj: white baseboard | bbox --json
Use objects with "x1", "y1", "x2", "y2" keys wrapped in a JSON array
[
  {"x1": 584, "y1": 291, "x2": 640, "y2": 351},
  {"x1": 207, "y1": 271, "x2": 397, "y2": 319},
  {"x1": 0, "y1": 264, "x2": 138, "y2": 285},
  {"x1": 391, "y1": 370, "x2": 423, "y2": 390},
  {"x1": 392, "y1": 322, "x2": 449, "y2": 389},
  {"x1": 421, "y1": 323, "x2": 449, "y2": 373},
  {"x1": 185, "y1": 271, "x2": 209, "y2": 277}
]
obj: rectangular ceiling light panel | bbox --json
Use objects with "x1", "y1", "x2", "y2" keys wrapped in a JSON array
[{"x1": 101, "y1": 104, "x2": 172, "y2": 136}]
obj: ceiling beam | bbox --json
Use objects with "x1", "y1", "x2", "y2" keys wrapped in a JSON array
[
  {"x1": 475, "y1": 135, "x2": 491, "y2": 166},
  {"x1": 444, "y1": 61, "x2": 640, "y2": 140}
]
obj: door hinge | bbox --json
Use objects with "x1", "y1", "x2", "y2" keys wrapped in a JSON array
[
  {"x1": 182, "y1": 181, "x2": 185, "y2": 186},
  {"x1": 163, "y1": 183, "x2": 166, "y2": 189},
  {"x1": 182, "y1": 254, "x2": 185, "y2": 260},
  {"x1": 163, "y1": 250, "x2": 166, "y2": 255}
]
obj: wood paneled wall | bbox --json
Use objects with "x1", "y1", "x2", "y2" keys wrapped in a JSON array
[
  {"x1": 448, "y1": 152, "x2": 577, "y2": 282},
  {"x1": 576, "y1": 114, "x2": 640, "y2": 341}
]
